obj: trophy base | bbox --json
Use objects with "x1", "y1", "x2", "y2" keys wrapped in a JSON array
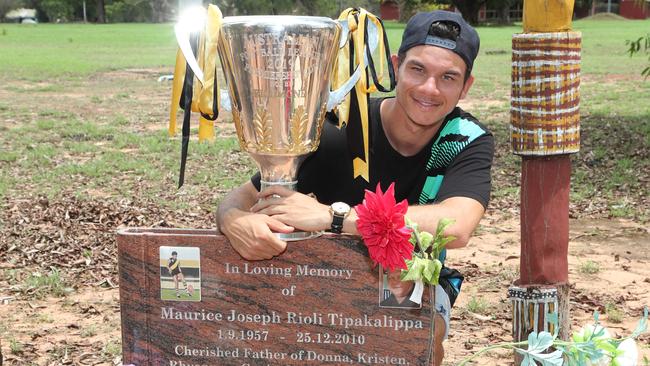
[{"x1": 277, "y1": 230, "x2": 322, "y2": 242}]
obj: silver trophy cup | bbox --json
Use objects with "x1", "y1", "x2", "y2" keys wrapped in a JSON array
[{"x1": 218, "y1": 16, "x2": 346, "y2": 241}]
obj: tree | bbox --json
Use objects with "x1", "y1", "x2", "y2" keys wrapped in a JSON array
[
  {"x1": 626, "y1": 0, "x2": 649, "y2": 78},
  {"x1": 418, "y1": 0, "x2": 485, "y2": 24},
  {"x1": 627, "y1": 34, "x2": 650, "y2": 78},
  {"x1": 397, "y1": 0, "x2": 440, "y2": 21},
  {"x1": 96, "y1": 0, "x2": 104, "y2": 22},
  {"x1": 213, "y1": 0, "x2": 380, "y2": 17},
  {"x1": 296, "y1": 0, "x2": 338, "y2": 17},
  {"x1": 213, "y1": 0, "x2": 294, "y2": 15},
  {"x1": 448, "y1": 0, "x2": 486, "y2": 25},
  {"x1": 150, "y1": 0, "x2": 169, "y2": 22},
  {"x1": 488, "y1": 0, "x2": 517, "y2": 24},
  {"x1": 0, "y1": 0, "x2": 25, "y2": 20},
  {"x1": 39, "y1": 0, "x2": 82, "y2": 22}
]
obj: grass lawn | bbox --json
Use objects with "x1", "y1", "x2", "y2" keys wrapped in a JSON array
[{"x1": 0, "y1": 23, "x2": 178, "y2": 80}]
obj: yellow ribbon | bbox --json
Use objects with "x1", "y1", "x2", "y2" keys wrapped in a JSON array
[
  {"x1": 331, "y1": 8, "x2": 393, "y2": 181},
  {"x1": 169, "y1": 4, "x2": 223, "y2": 142},
  {"x1": 169, "y1": 49, "x2": 186, "y2": 136}
]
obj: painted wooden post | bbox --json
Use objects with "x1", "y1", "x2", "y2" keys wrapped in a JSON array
[{"x1": 509, "y1": 0, "x2": 581, "y2": 349}]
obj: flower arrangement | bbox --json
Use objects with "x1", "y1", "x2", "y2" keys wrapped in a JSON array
[
  {"x1": 458, "y1": 309, "x2": 648, "y2": 366},
  {"x1": 355, "y1": 183, "x2": 649, "y2": 366},
  {"x1": 355, "y1": 182, "x2": 453, "y2": 286}
]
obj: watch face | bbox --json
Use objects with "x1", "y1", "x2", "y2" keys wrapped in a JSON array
[{"x1": 332, "y1": 202, "x2": 350, "y2": 215}]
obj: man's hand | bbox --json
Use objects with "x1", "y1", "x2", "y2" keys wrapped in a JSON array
[
  {"x1": 251, "y1": 186, "x2": 331, "y2": 232},
  {"x1": 221, "y1": 209, "x2": 293, "y2": 260}
]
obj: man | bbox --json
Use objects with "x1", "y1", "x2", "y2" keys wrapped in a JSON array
[
  {"x1": 167, "y1": 251, "x2": 190, "y2": 298},
  {"x1": 380, "y1": 269, "x2": 420, "y2": 309},
  {"x1": 217, "y1": 10, "x2": 492, "y2": 365}
]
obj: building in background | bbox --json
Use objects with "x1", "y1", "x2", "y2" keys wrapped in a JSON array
[{"x1": 380, "y1": 0, "x2": 400, "y2": 20}]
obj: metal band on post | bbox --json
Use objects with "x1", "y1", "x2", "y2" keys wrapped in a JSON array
[{"x1": 509, "y1": 286, "x2": 559, "y2": 340}]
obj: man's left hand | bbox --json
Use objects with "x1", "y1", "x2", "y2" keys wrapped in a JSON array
[{"x1": 251, "y1": 186, "x2": 331, "y2": 232}]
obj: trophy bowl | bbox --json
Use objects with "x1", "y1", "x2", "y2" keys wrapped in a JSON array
[{"x1": 217, "y1": 16, "x2": 342, "y2": 241}]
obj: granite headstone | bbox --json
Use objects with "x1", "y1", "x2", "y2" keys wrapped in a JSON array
[{"x1": 117, "y1": 228, "x2": 436, "y2": 365}]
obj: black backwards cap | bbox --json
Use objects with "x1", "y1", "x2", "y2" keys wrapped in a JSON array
[{"x1": 398, "y1": 10, "x2": 480, "y2": 74}]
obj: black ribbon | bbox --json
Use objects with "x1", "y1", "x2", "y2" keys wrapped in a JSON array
[
  {"x1": 364, "y1": 15, "x2": 396, "y2": 93},
  {"x1": 344, "y1": 11, "x2": 396, "y2": 181},
  {"x1": 178, "y1": 33, "x2": 199, "y2": 188}
]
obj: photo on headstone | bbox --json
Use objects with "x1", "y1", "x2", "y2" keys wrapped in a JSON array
[
  {"x1": 378, "y1": 266, "x2": 422, "y2": 309},
  {"x1": 159, "y1": 246, "x2": 201, "y2": 302}
]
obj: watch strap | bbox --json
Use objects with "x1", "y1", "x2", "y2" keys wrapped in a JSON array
[{"x1": 331, "y1": 214, "x2": 345, "y2": 234}]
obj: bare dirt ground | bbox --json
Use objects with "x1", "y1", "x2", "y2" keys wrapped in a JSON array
[{"x1": 1, "y1": 70, "x2": 648, "y2": 365}]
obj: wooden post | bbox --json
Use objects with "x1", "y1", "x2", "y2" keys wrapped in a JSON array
[{"x1": 509, "y1": 0, "x2": 581, "y2": 352}]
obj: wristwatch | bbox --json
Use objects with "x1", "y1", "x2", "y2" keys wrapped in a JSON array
[{"x1": 329, "y1": 202, "x2": 351, "y2": 234}]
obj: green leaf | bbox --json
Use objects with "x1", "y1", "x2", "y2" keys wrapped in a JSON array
[
  {"x1": 598, "y1": 340, "x2": 619, "y2": 355},
  {"x1": 631, "y1": 306, "x2": 648, "y2": 339},
  {"x1": 421, "y1": 259, "x2": 442, "y2": 285},
  {"x1": 402, "y1": 257, "x2": 427, "y2": 282},
  {"x1": 527, "y1": 331, "x2": 554, "y2": 352},
  {"x1": 435, "y1": 217, "x2": 454, "y2": 239},
  {"x1": 435, "y1": 235, "x2": 456, "y2": 250},
  {"x1": 517, "y1": 332, "x2": 563, "y2": 366},
  {"x1": 418, "y1": 231, "x2": 434, "y2": 252},
  {"x1": 405, "y1": 216, "x2": 417, "y2": 230}
]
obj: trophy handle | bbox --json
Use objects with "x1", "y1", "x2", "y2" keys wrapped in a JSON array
[
  {"x1": 220, "y1": 89, "x2": 231, "y2": 112},
  {"x1": 326, "y1": 19, "x2": 381, "y2": 111},
  {"x1": 174, "y1": 11, "x2": 206, "y2": 84}
]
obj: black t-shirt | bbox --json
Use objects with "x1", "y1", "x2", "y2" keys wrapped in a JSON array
[{"x1": 252, "y1": 97, "x2": 494, "y2": 208}]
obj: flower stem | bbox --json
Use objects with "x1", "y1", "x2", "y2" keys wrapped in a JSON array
[
  {"x1": 409, "y1": 224, "x2": 427, "y2": 256},
  {"x1": 457, "y1": 341, "x2": 529, "y2": 366}
]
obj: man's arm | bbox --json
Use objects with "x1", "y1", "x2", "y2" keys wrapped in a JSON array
[
  {"x1": 253, "y1": 186, "x2": 484, "y2": 249},
  {"x1": 341, "y1": 196, "x2": 483, "y2": 248},
  {"x1": 402, "y1": 197, "x2": 485, "y2": 248},
  {"x1": 216, "y1": 181, "x2": 294, "y2": 260}
]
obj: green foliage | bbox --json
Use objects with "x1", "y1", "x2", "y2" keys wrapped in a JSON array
[
  {"x1": 105, "y1": 0, "x2": 152, "y2": 22},
  {"x1": 606, "y1": 303, "x2": 624, "y2": 324},
  {"x1": 626, "y1": 33, "x2": 650, "y2": 78},
  {"x1": 9, "y1": 338, "x2": 23, "y2": 354},
  {"x1": 80, "y1": 324, "x2": 98, "y2": 337},
  {"x1": 0, "y1": 0, "x2": 24, "y2": 19},
  {"x1": 215, "y1": 0, "x2": 378, "y2": 17},
  {"x1": 460, "y1": 309, "x2": 649, "y2": 366},
  {"x1": 517, "y1": 332, "x2": 564, "y2": 366},
  {"x1": 579, "y1": 260, "x2": 601, "y2": 275},
  {"x1": 214, "y1": 0, "x2": 295, "y2": 15},
  {"x1": 36, "y1": 312, "x2": 54, "y2": 323},
  {"x1": 23, "y1": 268, "x2": 72, "y2": 298},
  {"x1": 466, "y1": 295, "x2": 490, "y2": 314},
  {"x1": 40, "y1": 0, "x2": 79, "y2": 21},
  {"x1": 102, "y1": 339, "x2": 122, "y2": 359},
  {"x1": 402, "y1": 217, "x2": 455, "y2": 285}
]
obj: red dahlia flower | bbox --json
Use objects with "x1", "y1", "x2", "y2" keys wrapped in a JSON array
[{"x1": 355, "y1": 183, "x2": 413, "y2": 271}]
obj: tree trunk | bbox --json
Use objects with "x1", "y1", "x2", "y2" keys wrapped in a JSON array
[
  {"x1": 398, "y1": 0, "x2": 419, "y2": 22},
  {"x1": 451, "y1": 0, "x2": 484, "y2": 25},
  {"x1": 498, "y1": 3, "x2": 511, "y2": 24},
  {"x1": 96, "y1": 0, "x2": 105, "y2": 23},
  {"x1": 151, "y1": 0, "x2": 166, "y2": 23}
]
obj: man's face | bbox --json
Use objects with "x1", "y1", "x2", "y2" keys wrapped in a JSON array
[
  {"x1": 392, "y1": 45, "x2": 474, "y2": 129},
  {"x1": 386, "y1": 270, "x2": 414, "y2": 298}
]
